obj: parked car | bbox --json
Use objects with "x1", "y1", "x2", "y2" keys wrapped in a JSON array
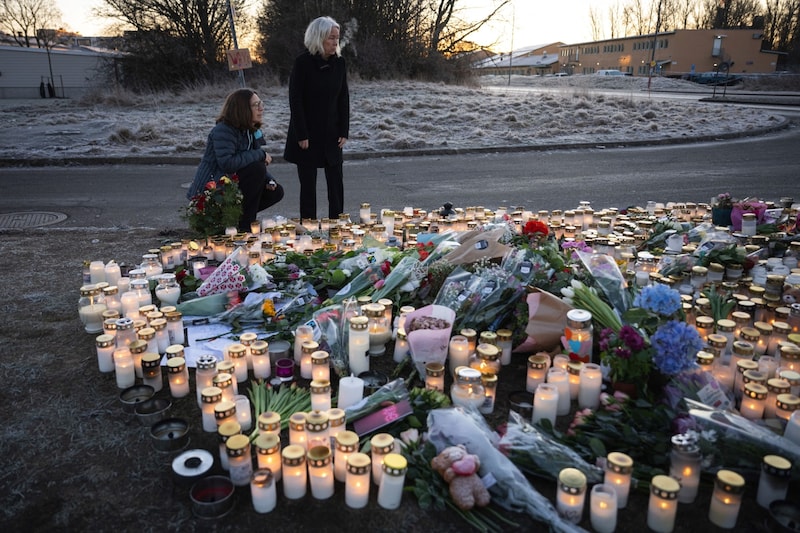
[
  {"x1": 595, "y1": 69, "x2": 625, "y2": 76},
  {"x1": 685, "y1": 72, "x2": 742, "y2": 86}
]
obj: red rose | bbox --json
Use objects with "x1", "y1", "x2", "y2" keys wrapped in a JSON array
[{"x1": 523, "y1": 220, "x2": 549, "y2": 237}]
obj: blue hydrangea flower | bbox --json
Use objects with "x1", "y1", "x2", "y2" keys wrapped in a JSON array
[
  {"x1": 651, "y1": 320, "x2": 704, "y2": 375},
  {"x1": 634, "y1": 283, "x2": 682, "y2": 317}
]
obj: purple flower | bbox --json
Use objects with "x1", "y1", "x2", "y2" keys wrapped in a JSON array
[
  {"x1": 671, "y1": 413, "x2": 697, "y2": 435},
  {"x1": 634, "y1": 283, "x2": 682, "y2": 316},
  {"x1": 618, "y1": 324, "x2": 646, "y2": 351}
]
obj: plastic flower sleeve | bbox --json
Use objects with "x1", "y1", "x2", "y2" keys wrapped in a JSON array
[
  {"x1": 426, "y1": 408, "x2": 586, "y2": 533},
  {"x1": 329, "y1": 261, "x2": 387, "y2": 303},
  {"x1": 196, "y1": 246, "x2": 248, "y2": 296},
  {"x1": 576, "y1": 250, "x2": 632, "y2": 316},
  {"x1": 499, "y1": 411, "x2": 604, "y2": 484},
  {"x1": 404, "y1": 304, "x2": 455, "y2": 375},
  {"x1": 371, "y1": 255, "x2": 423, "y2": 301},
  {"x1": 310, "y1": 302, "x2": 350, "y2": 377}
]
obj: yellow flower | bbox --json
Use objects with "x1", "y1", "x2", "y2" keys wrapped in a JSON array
[
  {"x1": 220, "y1": 176, "x2": 231, "y2": 185},
  {"x1": 262, "y1": 299, "x2": 276, "y2": 318}
]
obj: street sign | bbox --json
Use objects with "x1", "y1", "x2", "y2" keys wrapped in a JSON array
[{"x1": 226, "y1": 49, "x2": 252, "y2": 71}]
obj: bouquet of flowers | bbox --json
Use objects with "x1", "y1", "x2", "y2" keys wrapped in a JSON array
[{"x1": 183, "y1": 175, "x2": 243, "y2": 236}]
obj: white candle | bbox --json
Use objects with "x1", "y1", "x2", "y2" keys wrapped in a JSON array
[
  {"x1": 213, "y1": 372, "x2": 235, "y2": 403},
  {"x1": 532, "y1": 383, "x2": 559, "y2": 426},
  {"x1": 113, "y1": 348, "x2": 135, "y2": 389},
  {"x1": 217, "y1": 420, "x2": 241, "y2": 471},
  {"x1": 254, "y1": 433, "x2": 282, "y2": 482},
  {"x1": 578, "y1": 363, "x2": 602, "y2": 409},
  {"x1": 104, "y1": 261, "x2": 121, "y2": 287},
  {"x1": 604, "y1": 452, "x2": 633, "y2": 509},
  {"x1": 425, "y1": 362, "x2": 445, "y2": 392},
  {"x1": 713, "y1": 364, "x2": 735, "y2": 391},
  {"x1": 294, "y1": 325, "x2": 314, "y2": 363},
  {"x1": 225, "y1": 434, "x2": 253, "y2": 487},
  {"x1": 251, "y1": 340, "x2": 271, "y2": 379},
  {"x1": 370, "y1": 433, "x2": 395, "y2": 486},
  {"x1": 345, "y1": 452, "x2": 371, "y2": 509},
  {"x1": 281, "y1": 444, "x2": 307, "y2": 500},
  {"x1": 740, "y1": 383, "x2": 768, "y2": 419},
  {"x1": 307, "y1": 446, "x2": 334, "y2": 500},
  {"x1": 556, "y1": 468, "x2": 587, "y2": 524},
  {"x1": 756, "y1": 454, "x2": 792, "y2": 509},
  {"x1": 590, "y1": 483, "x2": 618, "y2": 533},
  {"x1": 377, "y1": 453, "x2": 407, "y2": 510},
  {"x1": 201, "y1": 386, "x2": 222, "y2": 432},
  {"x1": 311, "y1": 351, "x2": 330, "y2": 382},
  {"x1": 448, "y1": 335, "x2": 471, "y2": 376},
  {"x1": 567, "y1": 362, "x2": 582, "y2": 400},
  {"x1": 337, "y1": 375, "x2": 364, "y2": 410},
  {"x1": 708, "y1": 470, "x2": 745, "y2": 529},
  {"x1": 289, "y1": 412, "x2": 307, "y2": 450},
  {"x1": 547, "y1": 368, "x2": 572, "y2": 416},
  {"x1": 393, "y1": 329, "x2": 409, "y2": 363},
  {"x1": 310, "y1": 380, "x2": 332, "y2": 412},
  {"x1": 305, "y1": 411, "x2": 330, "y2": 451},
  {"x1": 496, "y1": 329, "x2": 513, "y2": 366},
  {"x1": 335, "y1": 430, "x2": 360, "y2": 483},
  {"x1": 526, "y1": 354, "x2": 550, "y2": 393},
  {"x1": 234, "y1": 394, "x2": 252, "y2": 432},
  {"x1": 96, "y1": 334, "x2": 116, "y2": 373},
  {"x1": 257, "y1": 411, "x2": 281, "y2": 438},
  {"x1": 227, "y1": 343, "x2": 248, "y2": 383},
  {"x1": 348, "y1": 316, "x2": 370, "y2": 376},
  {"x1": 783, "y1": 409, "x2": 800, "y2": 444},
  {"x1": 167, "y1": 357, "x2": 190, "y2": 398},
  {"x1": 250, "y1": 469, "x2": 277, "y2": 514},
  {"x1": 647, "y1": 475, "x2": 680, "y2": 533},
  {"x1": 758, "y1": 355, "x2": 778, "y2": 379},
  {"x1": 552, "y1": 353, "x2": 570, "y2": 371},
  {"x1": 89, "y1": 260, "x2": 106, "y2": 284}
]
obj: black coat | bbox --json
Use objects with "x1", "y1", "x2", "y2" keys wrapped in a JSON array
[{"x1": 283, "y1": 50, "x2": 349, "y2": 168}]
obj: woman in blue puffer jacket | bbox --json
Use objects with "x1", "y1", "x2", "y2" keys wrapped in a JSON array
[{"x1": 188, "y1": 88, "x2": 284, "y2": 231}]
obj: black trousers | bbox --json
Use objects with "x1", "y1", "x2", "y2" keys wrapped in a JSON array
[
  {"x1": 296, "y1": 163, "x2": 344, "y2": 220},
  {"x1": 237, "y1": 161, "x2": 284, "y2": 231}
]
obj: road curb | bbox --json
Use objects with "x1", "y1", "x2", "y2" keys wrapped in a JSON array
[{"x1": 0, "y1": 116, "x2": 791, "y2": 168}]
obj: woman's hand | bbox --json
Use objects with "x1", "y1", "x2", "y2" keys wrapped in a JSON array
[
  {"x1": 261, "y1": 146, "x2": 272, "y2": 165},
  {"x1": 298, "y1": 139, "x2": 309, "y2": 150},
  {"x1": 337, "y1": 137, "x2": 348, "y2": 149}
]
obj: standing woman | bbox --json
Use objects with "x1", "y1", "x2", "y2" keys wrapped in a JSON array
[
  {"x1": 188, "y1": 88, "x2": 284, "y2": 232},
  {"x1": 284, "y1": 16, "x2": 350, "y2": 220}
]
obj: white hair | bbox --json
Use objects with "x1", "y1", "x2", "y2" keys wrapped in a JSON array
[{"x1": 304, "y1": 16, "x2": 341, "y2": 57}]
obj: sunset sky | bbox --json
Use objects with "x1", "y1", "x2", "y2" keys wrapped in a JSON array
[{"x1": 56, "y1": 0, "x2": 615, "y2": 50}]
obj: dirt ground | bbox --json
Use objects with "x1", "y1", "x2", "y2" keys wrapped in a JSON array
[{"x1": 0, "y1": 226, "x2": 793, "y2": 532}]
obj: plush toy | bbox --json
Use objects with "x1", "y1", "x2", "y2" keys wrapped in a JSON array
[
  {"x1": 430, "y1": 444, "x2": 491, "y2": 511},
  {"x1": 782, "y1": 284, "x2": 800, "y2": 306}
]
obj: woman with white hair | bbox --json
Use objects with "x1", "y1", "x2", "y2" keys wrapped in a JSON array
[{"x1": 283, "y1": 16, "x2": 350, "y2": 220}]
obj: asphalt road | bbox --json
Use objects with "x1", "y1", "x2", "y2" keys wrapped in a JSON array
[{"x1": 1, "y1": 117, "x2": 798, "y2": 230}]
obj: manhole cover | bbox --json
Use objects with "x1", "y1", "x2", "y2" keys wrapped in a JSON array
[{"x1": 0, "y1": 211, "x2": 68, "y2": 229}]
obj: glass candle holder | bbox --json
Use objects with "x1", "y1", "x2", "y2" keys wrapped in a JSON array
[
  {"x1": 496, "y1": 328, "x2": 513, "y2": 366},
  {"x1": 294, "y1": 325, "x2": 314, "y2": 363},
  {"x1": 469, "y1": 343, "x2": 501, "y2": 376},
  {"x1": 450, "y1": 367, "x2": 485, "y2": 410},
  {"x1": 378, "y1": 453, "x2": 407, "y2": 510},
  {"x1": 305, "y1": 411, "x2": 330, "y2": 451},
  {"x1": 200, "y1": 386, "x2": 223, "y2": 432},
  {"x1": 460, "y1": 328, "x2": 477, "y2": 355},
  {"x1": 309, "y1": 350, "x2": 330, "y2": 383},
  {"x1": 250, "y1": 469, "x2": 276, "y2": 514},
  {"x1": 281, "y1": 444, "x2": 307, "y2": 500},
  {"x1": 647, "y1": 475, "x2": 680, "y2": 533},
  {"x1": 756, "y1": 454, "x2": 792, "y2": 509},
  {"x1": 217, "y1": 420, "x2": 241, "y2": 471},
  {"x1": 326, "y1": 408, "x2": 346, "y2": 446},
  {"x1": 141, "y1": 352, "x2": 163, "y2": 393},
  {"x1": 95, "y1": 334, "x2": 116, "y2": 373},
  {"x1": 289, "y1": 412, "x2": 307, "y2": 450},
  {"x1": 604, "y1": 452, "x2": 633, "y2": 509},
  {"x1": 448, "y1": 335, "x2": 470, "y2": 376},
  {"x1": 479, "y1": 374, "x2": 498, "y2": 415},
  {"x1": 740, "y1": 382, "x2": 768, "y2": 420},
  {"x1": 113, "y1": 347, "x2": 135, "y2": 389},
  {"x1": 78, "y1": 284, "x2": 107, "y2": 334},
  {"x1": 669, "y1": 433, "x2": 702, "y2": 504},
  {"x1": 167, "y1": 357, "x2": 190, "y2": 398},
  {"x1": 310, "y1": 380, "x2": 332, "y2": 412},
  {"x1": 348, "y1": 316, "x2": 370, "y2": 376},
  {"x1": 214, "y1": 400, "x2": 236, "y2": 430},
  {"x1": 578, "y1": 363, "x2": 603, "y2": 410},
  {"x1": 556, "y1": 468, "x2": 587, "y2": 524},
  {"x1": 567, "y1": 361, "x2": 583, "y2": 400},
  {"x1": 250, "y1": 340, "x2": 270, "y2": 379},
  {"x1": 365, "y1": 302, "x2": 390, "y2": 355},
  {"x1": 257, "y1": 410, "x2": 281, "y2": 438},
  {"x1": 298, "y1": 340, "x2": 318, "y2": 380},
  {"x1": 532, "y1": 383, "x2": 559, "y2": 426},
  {"x1": 393, "y1": 328, "x2": 409, "y2": 364},
  {"x1": 345, "y1": 452, "x2": 371, "y2": 509},
  {"x1": 307, "y1": 446, "x2": 334, "y2": 500},
  {"x1": 425, "y1": 362, "x2": 445, "y2": 393},
  {"x1": 784, "y1": 409, "x2": 800, "y2": 444},
  {"x1": 547, "y1": 368, "x2": 572, "y2": 416},
  {"x1": 227, "y1": 343, "x2": 248, "y2": 383},
  {"x1": 776, "y1": 393, "x2": 800, "y2": 423},
  {"x1": 370, "y1": 433, "x2": 395, "y2": 487},
  {"x1": 226, "y1": 434, "x2": 253, "y2": 487},
  {"x1": 234, "y1": 394, "x2": 252, "y2": 432},
  {"x1": 526, "y1": 354, "x2": 550, "y2": 393},
  {"x1": 708, "y1": 469, "x2": 745, "y2": 529},
  {"x1": 590, "y1": 483, "x2": 618, "y2": 533},
  {"x1": 564, "y1": 309, "x2": 593, "y2": 362},
  {"x1": 213, "y1": 372, "x2": 235, "y2": 403},
  {"x1": 335, "y1": 430, "x2": 360, "y2": 483}
]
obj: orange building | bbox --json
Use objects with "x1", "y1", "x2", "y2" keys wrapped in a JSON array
[{"x1": 559, "y1": 29, "x2": 780, "y2": 76}]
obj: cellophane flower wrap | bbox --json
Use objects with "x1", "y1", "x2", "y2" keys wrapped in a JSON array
[
  {"x1": 404, "y1": 304, "x2": 455, "y2": 375},
  {"x1": 183, "y1": 175, "x2": 243, "y2": 236}
]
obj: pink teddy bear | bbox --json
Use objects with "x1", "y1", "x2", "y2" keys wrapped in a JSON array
[{"x1": 430, "y1": 444, "x2": 491, "y2": 511}]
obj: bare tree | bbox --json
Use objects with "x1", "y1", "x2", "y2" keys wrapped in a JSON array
[
  {"x1": 589, "y1": 5, "x2": 604, "y2": 40},
  {"x1": 623, "y1": 0, "x2": 657, "y2": 35},
  {"x1": 427, "y1": 0, "x2": 510, "y2": 56},
  {"x1": 1, "y1": 0, "x2": 62, "y2": 47},
  {"x1": 763, "y1": 0, "x2": 800, "y2": 50}
]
